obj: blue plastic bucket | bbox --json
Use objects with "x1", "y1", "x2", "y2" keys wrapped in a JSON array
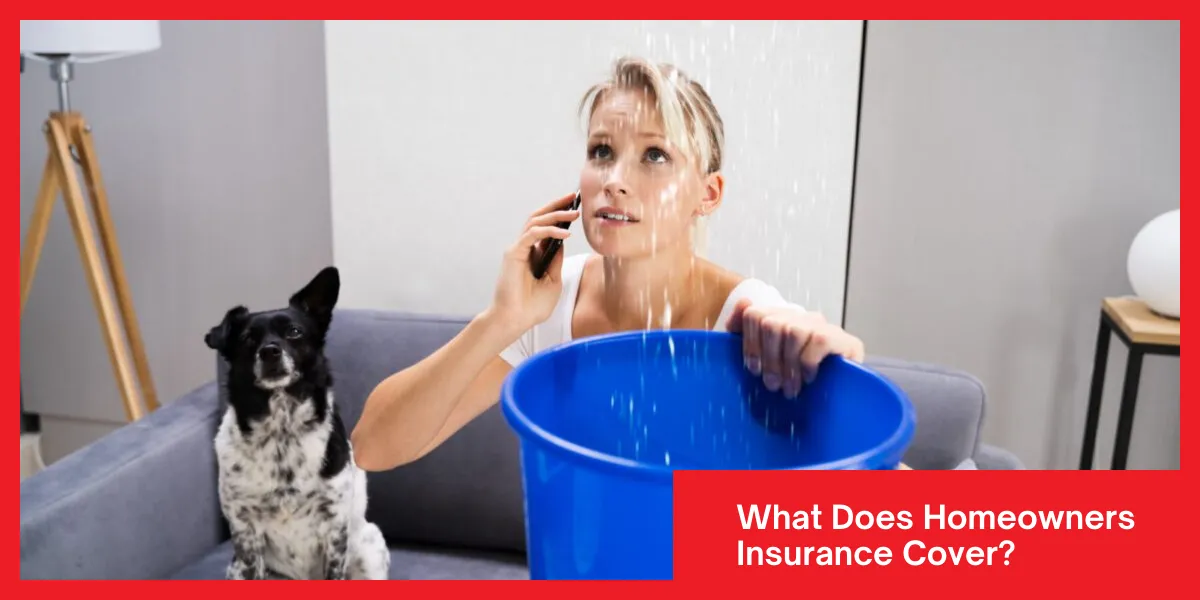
[{"x1": 500, "y1": 329, "x2": 916, "y2": 580}]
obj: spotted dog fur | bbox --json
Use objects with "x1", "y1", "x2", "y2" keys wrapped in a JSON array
[{"x1": 205, "y1": 267, "x2": 389, "y2": 580}]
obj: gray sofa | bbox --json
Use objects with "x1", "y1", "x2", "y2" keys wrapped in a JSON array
[{"x1": 20, "y1": 309, "x2": 1023, "y2": 580}]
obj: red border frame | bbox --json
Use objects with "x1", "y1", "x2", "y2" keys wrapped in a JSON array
[{"x1": 12, "y1": 16, "x2": 1189, "y2": 591}]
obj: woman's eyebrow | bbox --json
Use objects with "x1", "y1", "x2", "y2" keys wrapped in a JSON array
[{"x1": 587, "y1": 129, "x2": 667, "y2": 141}]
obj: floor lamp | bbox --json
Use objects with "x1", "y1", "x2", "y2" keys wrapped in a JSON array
[{"x1": 20, "y1": 21, "x2": 162, "y2": 422}]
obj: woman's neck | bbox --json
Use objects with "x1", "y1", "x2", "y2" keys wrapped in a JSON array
[{"x1": 598, "y1": 244, "x2": 706, "y2": 330}]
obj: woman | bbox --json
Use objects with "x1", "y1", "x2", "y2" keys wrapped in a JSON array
[{"x1": 351, "y1": 57, "x2": 870, "y2": 471}]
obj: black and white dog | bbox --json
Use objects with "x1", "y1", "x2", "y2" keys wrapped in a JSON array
[{"x1": 204, "y1": 266, "x2": 389, "y2": 580}]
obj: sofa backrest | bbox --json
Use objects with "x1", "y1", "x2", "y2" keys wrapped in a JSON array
[
  {"x1": 323, "y1": 309, "x2": 528, "y2": 553},
  {"x1": 218, "y1": 308, "x2": 988, "y2": 553}
]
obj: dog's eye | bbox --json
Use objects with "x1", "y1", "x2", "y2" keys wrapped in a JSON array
[{"x1": 285, "y1": 326, "x2": 303, "y2": 339}]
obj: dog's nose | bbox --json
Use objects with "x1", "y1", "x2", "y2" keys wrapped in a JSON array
[{"x1": 258, "y1": 344, "x2": 282, "y2": 361}]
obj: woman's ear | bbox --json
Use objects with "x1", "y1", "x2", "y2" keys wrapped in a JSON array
[{"x1": 696, "y1": 172, "x2": 725, "y2": 217}]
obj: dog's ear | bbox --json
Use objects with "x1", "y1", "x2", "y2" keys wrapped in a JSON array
[
  {"x1": 205, "y1": 305, "x2": 249, "y2": 353},
  {"x1": 289, "y1": 266, "x2": 340, "y2": 324}
]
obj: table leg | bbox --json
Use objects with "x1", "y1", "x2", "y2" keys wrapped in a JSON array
[
  {"x1": 1110, "y1": 348, "x2": 1144, "y2": 470},
  {"x1": 1080, "y1": 313, "x2": 1111, "y2": 470}
]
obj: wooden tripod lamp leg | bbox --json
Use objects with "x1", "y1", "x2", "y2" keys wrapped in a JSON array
[
  {"x1": 44, "y1": 117, "x2": 146, "y2": 422},
  {"x1": 20, "y1": 154, "x2": 60, "y2": 317},
  {"x1": 69, "y1": 115, "x2": 160, "y2": 412}
]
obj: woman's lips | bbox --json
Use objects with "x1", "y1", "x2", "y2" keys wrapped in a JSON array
[{"x1": 595, "y1": 207, "x2": 640, "y2": 225}]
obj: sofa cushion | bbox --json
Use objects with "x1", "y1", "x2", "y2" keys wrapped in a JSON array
[{"x1": 168, "y1": 540, "x2": 528, "y2": 580}]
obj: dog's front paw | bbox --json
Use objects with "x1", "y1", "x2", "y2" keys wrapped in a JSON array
[
  {"x1": 226, "y1": 565, "x2": 267, "y2": 580},
  {"x1": 324, "y1": 527, "x2": 350, "y2": 580},
  {"x1": 324, "y1": 549, "x2": 349, "y2": 580},
  {"x1": 226, "y1": 557, "x2": 267, "y2": 580}
]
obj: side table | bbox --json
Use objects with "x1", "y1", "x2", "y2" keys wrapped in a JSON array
[{"x1": 1079, "y1": 297, "x2": 1179, "y2": 470}]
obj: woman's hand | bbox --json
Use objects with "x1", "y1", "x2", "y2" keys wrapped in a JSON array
[
  {"x1": 489, "y1": 192, "x2": 581, "y2": 333},
  {"x1": 726, "y1": 300, "x2": 866, "y2": 399}
]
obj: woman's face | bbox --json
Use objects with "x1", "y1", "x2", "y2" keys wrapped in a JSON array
[{"x1": 578, "y1": 87, "x2": 721, "y2": 259}]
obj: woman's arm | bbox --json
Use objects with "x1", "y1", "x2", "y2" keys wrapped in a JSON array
[
  {"x1": 351, "y1": 308, "x2": 519, "y2": 471},
  {"x1": 351, "y1": 192, "x2": 581, "y2": 471}
]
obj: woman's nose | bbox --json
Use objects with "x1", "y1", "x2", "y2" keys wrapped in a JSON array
[
  {"x1": 604, "y1": 180, "x2": 630, "y2": 197},
  {"x1": 604, "y1": 160, "x2": 632, "y2": 196}
]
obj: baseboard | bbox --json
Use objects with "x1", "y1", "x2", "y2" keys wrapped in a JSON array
[{"x1": 20, "y1": 433, "x2": 46, "y2": 481}]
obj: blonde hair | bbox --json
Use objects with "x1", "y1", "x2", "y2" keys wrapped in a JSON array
[{"x1": 579, "y1": 57, "x2": 725, "y2": 175}]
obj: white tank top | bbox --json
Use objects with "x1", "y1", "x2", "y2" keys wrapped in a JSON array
[{"x1": 500, "y1": 254, "x2": 803, "y2": 368}]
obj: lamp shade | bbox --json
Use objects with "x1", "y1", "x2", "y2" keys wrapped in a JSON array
[
  {"x1": 1127, "y1": 208, "x2": 1180, "y2": 319},
  {"x1": 20, "y1": 20, "x2": 160, "y2": 63}
]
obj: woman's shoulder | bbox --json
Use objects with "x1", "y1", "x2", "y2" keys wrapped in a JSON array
[
  {"x1": 702, "y1": 261, "x2": 803, "y2": 330},
  {"x1": 701, "y1": 260, "x2": 791, "y2": 305}
]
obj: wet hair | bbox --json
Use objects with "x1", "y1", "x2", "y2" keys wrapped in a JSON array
[{"x1": 579, "y1": 56, "x2": 725, "y2": 175}]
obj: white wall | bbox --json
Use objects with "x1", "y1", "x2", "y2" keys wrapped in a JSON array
[{"x1": 324, "y1": 20, "x2": 863, "y2": 323}]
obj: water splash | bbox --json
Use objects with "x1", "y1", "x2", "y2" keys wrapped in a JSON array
[{"x1": 668, "y1": 335, "x2": 678, "y2": 379}]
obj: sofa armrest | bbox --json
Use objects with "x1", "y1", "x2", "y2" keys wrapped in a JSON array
[
  {"x1": 974, "y1": 443, "x2": 1026, "y2": 470},
  {"x1": 867, "y1": 356, "x2": 986, "y2": 470},
  {"x1": 20, "y1": 382, "x2": 227, "y2": 580}
]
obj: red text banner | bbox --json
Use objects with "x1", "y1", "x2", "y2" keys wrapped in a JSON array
[{"x1": 675, "y1": 470, "x2": 1187, "y2": 593}]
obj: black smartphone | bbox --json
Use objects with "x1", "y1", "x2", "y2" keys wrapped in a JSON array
[{"x1": 530, "y1": 191, "x2": 582, "y2": 279}]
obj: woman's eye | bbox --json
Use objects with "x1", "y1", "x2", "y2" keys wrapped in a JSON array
[
  {"x1": 589, "y1": 144, "x2": 612, "y2": 160},
  {"x1": 285, "y1": 326, "x2": 303, "y2": 339},
  {"x1": 645, "y1": 147, "x2": 669, "y2": 163}
]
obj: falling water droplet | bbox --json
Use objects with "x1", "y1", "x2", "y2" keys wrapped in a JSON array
[
  {"x1": 668, "y1": 335, "x2": 677, "y2": 379},
  {"x1": 664, "y1": 451, "x2": 671, "y2": 466}
]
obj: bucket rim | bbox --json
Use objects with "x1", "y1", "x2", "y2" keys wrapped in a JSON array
[{"x1": 500, "y1": 329, "x2": 917, "y2": 478}]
